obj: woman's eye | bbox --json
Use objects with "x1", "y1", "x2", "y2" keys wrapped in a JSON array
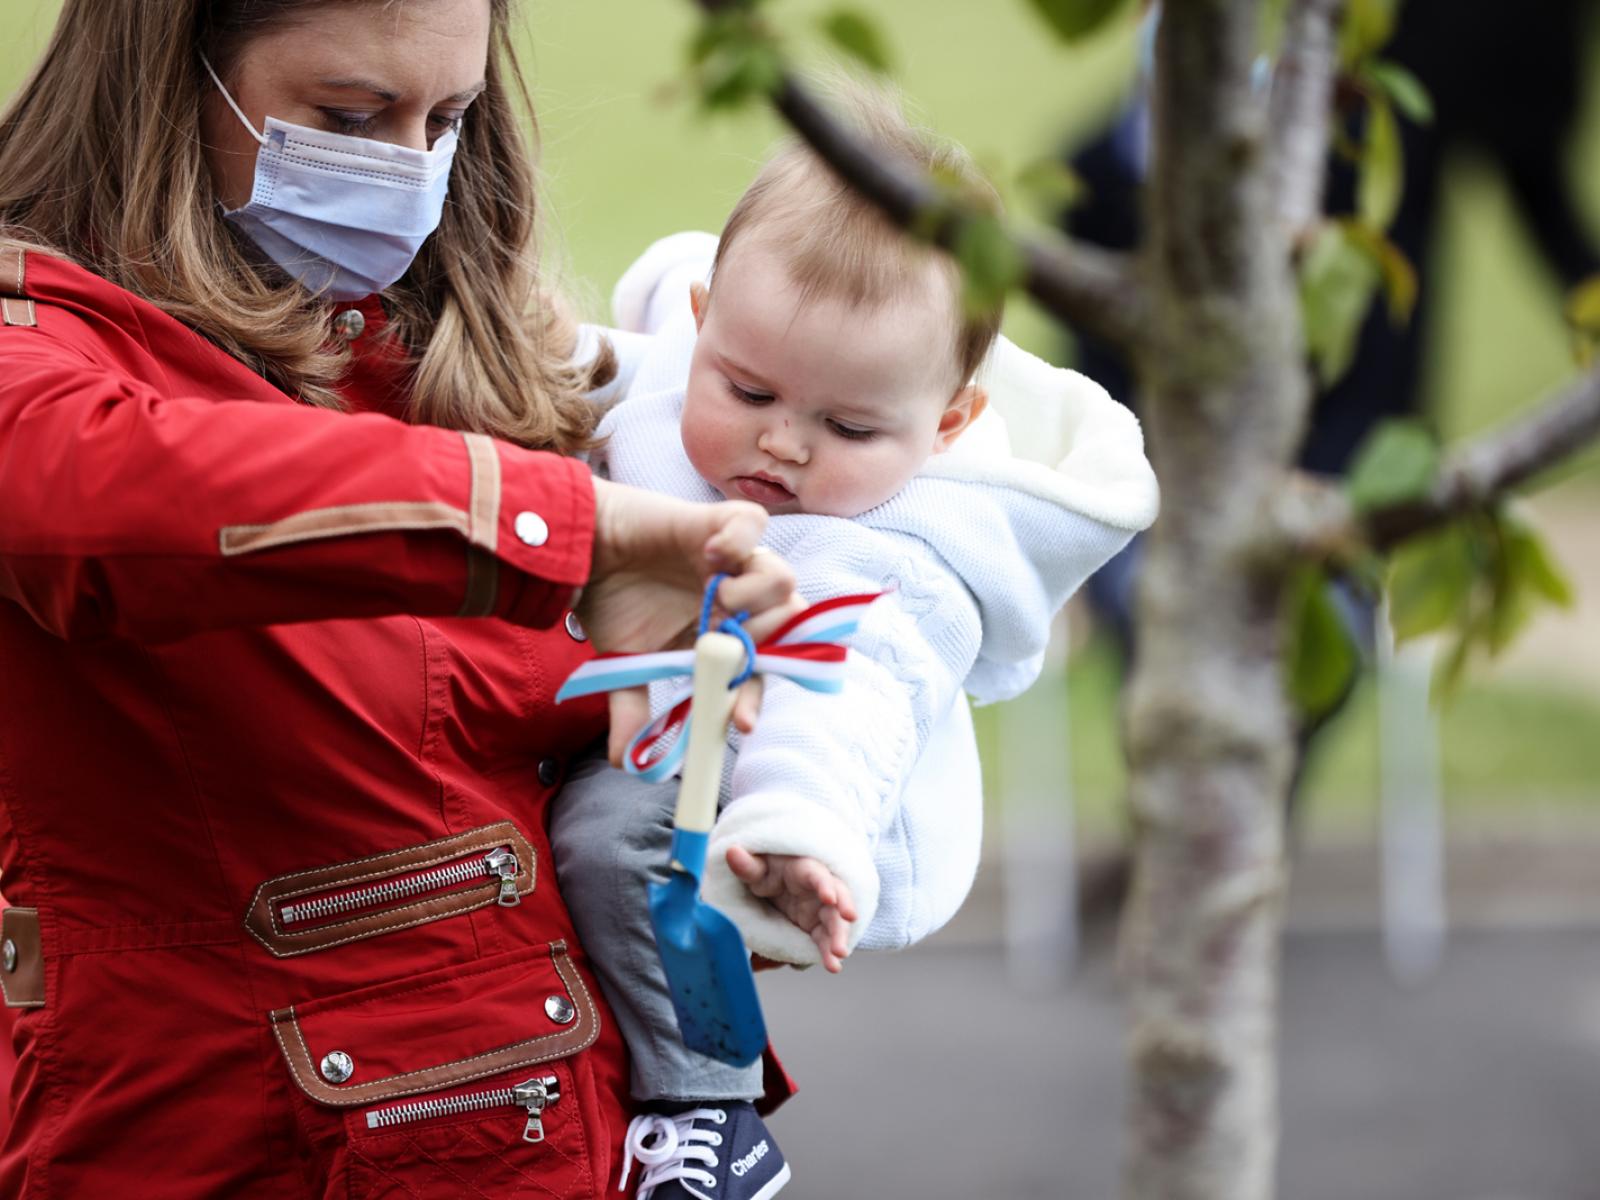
[
  {"x1": 725, "y1": 380, "x2": 774, "y2": 406},
  {"x1": 428, "y1": 112, "x2": 465, "y2": 136},
  {"x1": 827, "y1": 420, "x2": 876, "y2": 441},
  {"x1": 322, "y1": 109, "x2": 377, "y2": 135}
]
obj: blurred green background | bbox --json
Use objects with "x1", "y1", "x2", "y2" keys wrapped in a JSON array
[{"x1": 5, "y1": 0, "x2": 1597, "y2": 839}]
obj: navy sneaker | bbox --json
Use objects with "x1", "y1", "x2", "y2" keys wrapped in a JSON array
[{"x1": 619, "y1": 1101, "x2": 790, "y2": 1200}]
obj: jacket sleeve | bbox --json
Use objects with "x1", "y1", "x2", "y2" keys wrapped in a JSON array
[
  {"x1": 0, "y1": 337, "x2": 593, "y2": 642},
  {"x1": 699, "y1": 524, "x2": 982, "y2": 965}
]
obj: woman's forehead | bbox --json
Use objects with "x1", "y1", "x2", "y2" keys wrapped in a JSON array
[{"x1": 235, "y1": 0, "x2": 491, "y2": 98}]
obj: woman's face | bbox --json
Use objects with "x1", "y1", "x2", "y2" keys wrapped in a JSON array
[{"x1": 202, "y1": 0, "x2": 493, "y2": 211}]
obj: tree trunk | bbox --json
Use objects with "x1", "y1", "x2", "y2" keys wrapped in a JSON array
[{"x1": 1119, "y1": 2, "x2": 1312, "y2": 1197}]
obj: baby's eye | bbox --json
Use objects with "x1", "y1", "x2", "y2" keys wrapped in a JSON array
[
  {"x1": 321, "y1": 109, "x2": 378, "y2": 136},
  {"x1": 725, "y1": 379, "x2": 774, "y2": 406},
  {"x1": 826, "y1": 419, "x2": 876, "y2": 441}
]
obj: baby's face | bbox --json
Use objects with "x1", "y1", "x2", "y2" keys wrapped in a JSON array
[{"x1": 681, "y1": 239, "x2": 978, "y2": 518}]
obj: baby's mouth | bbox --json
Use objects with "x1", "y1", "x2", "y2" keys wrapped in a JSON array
[{"x1": 732, "y1": 474, "x2": 796, "y2": 507}]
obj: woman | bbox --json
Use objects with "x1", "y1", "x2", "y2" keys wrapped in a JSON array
[{"x1": 0, "y1": 0, "x2": 797, "y2": 1195}]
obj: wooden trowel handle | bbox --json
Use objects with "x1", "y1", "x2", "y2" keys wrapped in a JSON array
[{"x1": 673, "y1": 631, "x2": 745, "y2": 836}]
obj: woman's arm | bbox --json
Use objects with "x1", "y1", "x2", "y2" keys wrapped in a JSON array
[{"x1": 0, "y1": 339, "x2": 791, "y2": 651}]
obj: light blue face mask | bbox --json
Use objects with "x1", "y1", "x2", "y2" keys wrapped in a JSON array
[{"x1": 202, "y1": 56, "x2": 459, "y2": 301}]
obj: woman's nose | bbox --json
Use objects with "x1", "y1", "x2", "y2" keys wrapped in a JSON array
[{"x1": 758, "y1": 424, "x2": 808, "y2": 464}]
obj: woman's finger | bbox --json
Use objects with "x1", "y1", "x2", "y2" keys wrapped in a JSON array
[
  {"x1": 605, "y1": 688, "x2": 652, "y2": 767},
  {"x1": 702, "y1": 504, "x2": 771, "y2": 571},
  {"x1": 714, "y1": 554, "x2": 797, "y2": 626},
  {"x1": 730, "y1": 675, "x2": 765, "y2": 734}
]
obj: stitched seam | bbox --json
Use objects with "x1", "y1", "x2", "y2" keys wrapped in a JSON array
[
  {"x1": 247, "y1": 891, "x2": 500, "y2": 958},
  {"x1": 279, "y1": 135, "x2": 447, "y2": 171},
  {"x1": 273, "y1": 953, "x2": 597, "y2": 1102},
  {"x1": 219, "y1": 503, "x2": 470, "y2": 556}
]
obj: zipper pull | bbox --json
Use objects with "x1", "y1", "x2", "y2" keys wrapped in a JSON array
[
  {"x1": 513, "y1": 1075, "x2": 559, "y2": 1143},
  {"x1": 485, "y1": 848, "x2": 521, "y2": 907}
]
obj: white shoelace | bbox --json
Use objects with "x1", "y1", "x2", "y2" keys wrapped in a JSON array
[{"x1": 618, "y1": 1108, "x2": 728, "y2": 1200}]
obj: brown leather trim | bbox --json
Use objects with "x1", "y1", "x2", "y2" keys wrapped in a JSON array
[
  {"x1": 219, "y1": 501, "x2": 470, "y2": 556},
  {"x1": 0, "y1": 245, "x2": 24, "y2": 296},
  {"x1": 456, "y1": 545, "x2": 499, "y2": 618},
  {"x1": 1, "y1": 908, "x2": 45, "y2": 1009},
  {"x1": 0, "y1": 297, "x2": 35, "y2": 327},
  {"x1": 461, "y1": 432, "x2": 500, "y2": 552},
  {"x1": 271, "y1": 941, "x2": 599, "y2": 1107},
  {"x1": 243, "y1": 822, "x2": 536, "y2": 959}
]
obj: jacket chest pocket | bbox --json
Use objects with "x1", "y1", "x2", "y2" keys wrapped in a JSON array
[{"x1": 271, "y1": 940, "x2": 602, "y2": 1199}]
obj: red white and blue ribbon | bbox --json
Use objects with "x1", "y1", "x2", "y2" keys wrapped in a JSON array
[{"x1": 556, "y1": 591, "x2": 883, "y2": 782}]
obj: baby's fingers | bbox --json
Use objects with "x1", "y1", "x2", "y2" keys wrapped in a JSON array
[
  {"x1": 726, "y1": 846, "x2": 779, "y2": 897},
  {"x1": 790, "y1": 858, "x2": 838, "y2": 908},
  {"x1": 730, "y1": 676, "x2": 765, "y2": 736},
  {"x1": 811, "y1": 921, "x2": 846, "y2": 974}
]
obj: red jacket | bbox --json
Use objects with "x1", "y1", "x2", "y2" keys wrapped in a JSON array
[{"x1": 0, "y1": 247, "x2": 634, "y2": 1197}]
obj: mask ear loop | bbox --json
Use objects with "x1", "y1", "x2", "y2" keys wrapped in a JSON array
[{"x1": 199, "y1": 53, "x2": 267, "y2": 147}]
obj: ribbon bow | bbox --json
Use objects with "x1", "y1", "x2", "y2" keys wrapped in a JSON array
[{"x1": 556, "y1": 587, "x2": 883, "y2": 781}]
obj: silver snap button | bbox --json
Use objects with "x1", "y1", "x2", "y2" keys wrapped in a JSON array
[
  {"x1": 563, "y1": 611, "x2": 587, "y2": 642},
  {"x1": 319, "y1": 1050, "x2": 355, "y2": 1084},
  {"x1": 332, "y1": 309, "x2": 366, "y2": 341},
  {"x1": 544, "y1": 994, "x2": 576, "y2": 1025},
  {"x1": 2, "y1": 939, "x2": 15, "y2": 973},
  {"x1": 537, "y1": 758, "x2": 560, "y2": 788},
  {"x1": 514, "y1": 511, "x2": 549, "y2": 547}
]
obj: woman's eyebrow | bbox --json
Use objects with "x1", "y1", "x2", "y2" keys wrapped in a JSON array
[{"x1": 316, "y1": 79, "x2": 487, "y2": 104}]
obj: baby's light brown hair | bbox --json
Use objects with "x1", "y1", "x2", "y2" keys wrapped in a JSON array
[{"x1": 710, "y1": 82, "x2": 1004, "y2": 392}]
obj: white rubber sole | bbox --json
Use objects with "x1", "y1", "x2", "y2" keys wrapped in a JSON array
[{"x1": 750, "y1": 1161, "x2": 793, "y2": 1200}]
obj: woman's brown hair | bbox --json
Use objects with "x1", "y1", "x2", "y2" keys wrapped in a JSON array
[{"x1": 0, "y1": 0, "x2": 605, "y2": 452}]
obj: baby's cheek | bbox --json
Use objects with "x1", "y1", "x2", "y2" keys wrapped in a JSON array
[{"x1": 680, "y1": 411, "x2": 734, "y2": 496}]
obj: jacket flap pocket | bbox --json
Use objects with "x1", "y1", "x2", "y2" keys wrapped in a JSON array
[{"x1": 270, "y1": 941, "x2": 597, "y2": 1107}]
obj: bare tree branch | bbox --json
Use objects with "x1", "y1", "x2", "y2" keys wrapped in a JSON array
[
  {"x1": 1267, "y1": 0, "x2": 1346, "y2": 233},
  {"x1": 1281, "y1": 364, "x2": 1600, "y2": 555},
  {"x1": 769, "y1": 77, "x2": 1148, "y2": 349}
]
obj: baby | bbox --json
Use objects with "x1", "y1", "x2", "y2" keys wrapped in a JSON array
[{"x1": 552, "y1": 95, "x2": 1158, "y2": 1200}]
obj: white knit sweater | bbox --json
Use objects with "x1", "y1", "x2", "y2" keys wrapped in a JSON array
[{"x1": 590, "y1": 233, "x2": 1159, "y2": 963}]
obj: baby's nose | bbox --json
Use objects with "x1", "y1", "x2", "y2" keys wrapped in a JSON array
[{"x1": 758, "y1": 424, "x2": 808, "y2": 464}]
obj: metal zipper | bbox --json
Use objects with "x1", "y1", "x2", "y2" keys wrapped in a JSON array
[
  {"x1": 364, "y1": 1074, "x2": 561, "y2": 1143},
  {"x1": 281, "y1": 847, "x2": 521, "y2": 925}
]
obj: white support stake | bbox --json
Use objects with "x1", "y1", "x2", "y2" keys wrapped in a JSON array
[
  {"x1": 1376, "y1": 599, "x2": 1447, "y2": 985},
  {"x1": 1000, "y1": 610, "x2": 1078, "y2": 991}
]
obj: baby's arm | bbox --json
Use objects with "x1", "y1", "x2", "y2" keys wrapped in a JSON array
[{"x1": 703, "y1": 526, "x2": 983, "y2": 965}]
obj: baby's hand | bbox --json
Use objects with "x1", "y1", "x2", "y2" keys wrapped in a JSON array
[{"x1": 725, "y1": 847, "x2": 857, "y2": 973}]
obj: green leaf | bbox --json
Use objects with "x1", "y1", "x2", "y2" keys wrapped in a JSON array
[
  {"x1": 1358, "y1": 96, "x2": 1403, "y2": 232},
  {"x1": 1341, "y1": 219, "x2": 1417, "y2": 323},
  {"x1": 1387, "y1": 524, "x2": 1474, "y2": 642},
  {"x1": 819, "y1": 8, "x2": 893, "y2": 74},
  {"x1": 1564, "y1": 274, "x2": 1600, "y2": 334},
  {"x1": 1285, "y1": 568, "x2": 1359, "y2": 718},
  {"x1": 698, "y1": 38, "x2": 783, "y2": 111},
  {"x1": 1025, "y1": 0, "x2": 1131, "y2": 43},
  {"x1": 1347, "y1": 417, "x2": 1440, "y2": 514},
  {"x1": 1298, "y1": 222, "x2": 1381, "y2": 387},
  {"x1": 1339, "y1": 0, "x2": 1399, "y2": 68},
  {"x1": 1365, "y1": 60, "x2": 1434, "y2": 125},
  {"x1": 952, "y1": 213, "x2": 1025, "y2": 316},
  {"x1": 1488, "y1": 508, "x2": 1575, "y2": 653},
  {"x1": 1015, "y1": 157, "x2": 1087, "y2": 215}
]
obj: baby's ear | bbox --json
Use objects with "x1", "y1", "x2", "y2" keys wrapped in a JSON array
[
  {"x1": 934, "y1": 384, "x2": 988, "y2": 452},
  {"x1": 689, "y1": 281, "x2": 710, "y2": 331}
]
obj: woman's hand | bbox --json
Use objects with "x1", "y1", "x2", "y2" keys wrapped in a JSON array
[{"x1": 580, "y1": 477, "x2": 802, "y2": 762}]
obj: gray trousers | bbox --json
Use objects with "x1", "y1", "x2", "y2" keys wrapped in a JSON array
[{"x1": 549, "y1": 754, "x2": 765, "y2": 1104}]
